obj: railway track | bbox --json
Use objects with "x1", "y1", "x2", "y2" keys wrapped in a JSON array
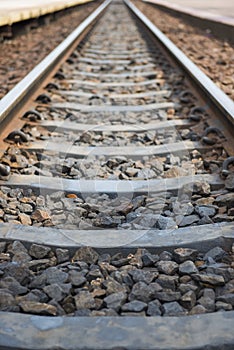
[{"x1": 0, "y1": 0, "x2": 234, "y2": 349}]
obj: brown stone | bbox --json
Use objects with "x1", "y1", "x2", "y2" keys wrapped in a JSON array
[
  {"x1": 31, "y1": 209, "x2": 51, "y2": 222},
  {"x1": 19, "y1": 301, "x2": 57, "y2": 315}
]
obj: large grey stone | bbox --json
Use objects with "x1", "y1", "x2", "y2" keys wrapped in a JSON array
[
  {"x1": 162, "y1": 301, "x2": 185, "y2": 316},
  {"x1": 154, "y1": 291, "x2": 181, "y2": 302},
  {"x1": 147, "y1": 300, "x2": 162, "y2": 316},
  {"x1": 217, "y1": 294, "x2": 234, "y2": 306},
  {"x1": 215, "y1": 192, "x2": 234, "y2": 208},
  {"x1": 69, "y1": 271, "x2": 86, "y2": 287},
  {"x1": 157, "y1": 260, "x2": 178, "y2": 275},
  {"x1": 29, "y1": 244, "x2": 51, "y2": 259},
  {"x1": 121, "y1": 300, "x2": 147, "y2": 312},
  {"x1": 179, "y1": 215, "x2": 199, "y2": 227},
  {"x1": 104, "y1": 292, "x2": 127, "y2": 311},
  {"x1": 43, "y1": 267, "x2": 68, "y2": 285},
  {"x1": 179, "y1": 261, "x2": 198, "y2": 275},
  {"x1": 43, "y1": 284, "x2": 67, "y2": 302},
  {"x1": 129, "y1": 281, "x2": 162, "y2": 303},
  {"x1": 195, "y1": 205, "x2": 217, "y2": 218},
  {"x1": 56, "y1": 248, "x2": 70, "y2": 264},
  {"x1": 0, "y1": 277, "x2": 28, "y2": 296},
  {"x1": 0, "y1": 289, "x2": 16, "y2": 310},
  {"x1": 128, "y1": 269, "x2": 156, "y2": 284},
  {"x1": 156, "y1": 275, "x2": 178, "y2": 290},
  {"x1": 204, "y1": 247, "x2": 228, "y2": 262}
]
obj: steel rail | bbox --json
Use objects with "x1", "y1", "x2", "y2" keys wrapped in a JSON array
[
  {"x1": 125, "y1": 0, "x2": 234, "y2": 127},
  {"x1": 0, "y1": 0, "x2": 111, "y2": 126}
]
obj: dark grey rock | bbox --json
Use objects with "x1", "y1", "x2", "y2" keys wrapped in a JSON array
[
  {"x1": 12, "y1": 251, "x2": 32, "y2": 264},
  {"x1": 72, "y1": 247, "x2": 99, "y2": 265},
  {"x1": 179, "y1": 261, "x2": 198, "y2": 275},
  {"x1": 162, "y1": 301, "x2": 185, "y2": 316},
  {"x1": 135, "y1": 213, "x2": 159, "y2": 228},
  {"x1": 129, "y1": 281, "x2": 162, "y2": 303},
  {"x1": 43, "y1": 283, "x2": 66, "y2": 302},
  {"x1": 179, "y1": 215, "x2": 199, "y2": 227},
  {"x1": 215, "y1": 192, "x2": 234, "y2": 208},
  {"x1": 3, "y1": 263, "x2": 31, "y2": 284},
  {"x1": 159, "y1": 251, "x2": 172, "y2": 261},
  {"x1": 119, "y1": 271, "x2": 134, "y2": 288},
  {"x1": 195, "y1": 205, "x2": 217, "y2": 217},
  {"x1": 157, "y1": 275, "x2": 178, "y2": 291},
  {"x1": 142, "y1": 252, "x2": 159, "y2": 267},
  {"x1": 180, "y1": 290, "x2": 196, "y2": 309},
  {"x1": 121, "y1": 300, "x2": 147, "y2": 312},
  {"x1": 172, "y1": 201, "x2": 194, "y2": 216},
  {"x1": 98, "y1": 253, "x2": 111, "y2": 263},
  {"x1": 204, "y1": 247, "x2": 228, "y2": 262},
  {"x1": 43, "y1": 267, "x2": 68, "y2": 284},
  {"x1": 111, "y1": 257, "x2": 130, "y2": 267},
  {"x1": 69, "y1": 271, "x2": 86, "y2": 287},
  {"x1": 0, "y1": 276, "x2": 28, "y2": 295},
  {"x1": 0, "y1": 242, "x2": 6, "y2": 253},
  {"x1": 55, "y1": 248, "x2": 70, "y2": 264},
  {"x1": 87, "y1": 268, "x2": 103, "y2": 282},
  {"x1": 215, "y1": 280, "x2": 234, "y2": 297},
  {"x1": 217, "y1": 293, "x2": 234, "y2": 306},
  {"x1": 0, "y1": 289, "x2": 16, "y2": 310},
  {"x1": 157, "y1": 215, "x2": 177, "y2": 230},
  {"x1": 29, "y1": 244, "x2": 51, "y2": 259},
  {"x1": 104, "y1": 292, "x2": 127, "y2": 311},
  {"x1": 128, "y1": 269, "x2": 156, "y2": 284},
  {"x1": 29, "y1": 274, "x2": 47, "y2": 289},
  {"x1": 147, "y1": 300, "x2": 162, "y2": 316},
  {"x1": 198, "y1": 296, "x2": 215, "y2": 312},
  {"x1": 198, "y1": 216, "x2": 213, "y2": 225},
  {"x1": 31, "y1": 289, "x2": 49, "y2": 303},
  {"x1": 203, "y1": 288, "x2": 215, "y2": 301},
  {"x1": 225, "y1": 173, "x2": 234, "y2": 191},
  {"x1": 74, "y1": 309, "x2": 91, "y2": 316},
  {"x1": 157, "y1": 260, "x2": 178, "y2": 275},
  {"x1": 154, "y1": 291, "x2": 181, "y2": 302},
  {"x1": 173, "y1": 247, "x2": 198, "y2": 263},
  {"x1": 9, "y1": 241, "x2": 28, "y2": 254}
]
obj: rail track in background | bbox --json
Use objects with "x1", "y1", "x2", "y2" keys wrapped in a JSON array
[{"x1": 0, "y1": 0, "x2": 234, "y2": 349}]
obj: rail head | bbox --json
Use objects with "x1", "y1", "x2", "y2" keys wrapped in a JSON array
[
  {"x1": 0, "y1": 0, "x2": 112, "y2": 127},
  {"x1": 124, "y1": 0, "x2": 234, "y2": 127}
]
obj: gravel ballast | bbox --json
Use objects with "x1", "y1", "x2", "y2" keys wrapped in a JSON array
[
  {"x1": 133, "y1": 0, "x2": 234, "y2": 100},
  {"x1": 0, "y1": 241, "x2": 234, "y2": 317},
  {"x1": 0, "y1": 1, "x2": 100, "y2": 99}
]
